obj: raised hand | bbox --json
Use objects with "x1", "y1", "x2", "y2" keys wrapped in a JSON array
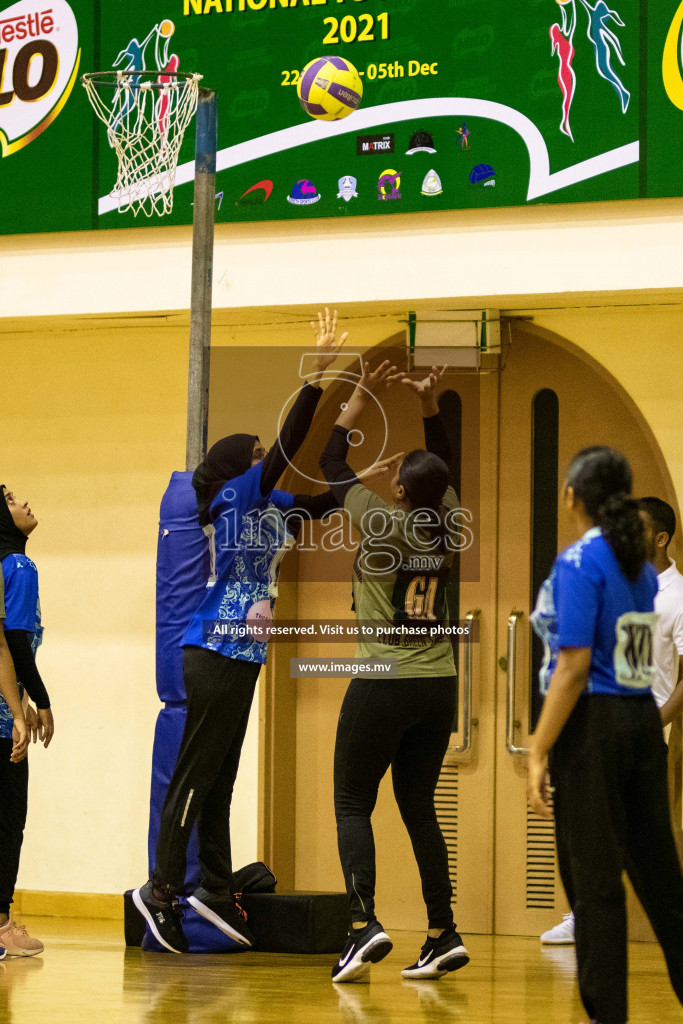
[
  {"x1": 310, "y1": 308, "x2": 348, "y2": 375},
  {"x1": 401, "y1": 364, "x2": 447, "y2": 398},
  {"x1": 355, "y1": 359, "x2": 405, "y2": 398},
  {"x1": 401, "y1": 364, "x2": 446, "y2": 416},
  {"x1": 335, "y1": 360, "x2": 405, "y2": 432}
]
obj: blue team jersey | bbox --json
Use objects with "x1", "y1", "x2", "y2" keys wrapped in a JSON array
[
  {"x1": 0, "y1": 553, "x2": 43, "y2": 739},
  {"x1": 531, "y1": 527, "x2": 658, "y2": 697},
  {"x1": 182, "y1": 462, "x2": 295, "y2": 664}
]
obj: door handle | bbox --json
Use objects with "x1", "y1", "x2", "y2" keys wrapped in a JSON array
[
  {"x1": 506, "y1": 610, "x2": 529, "y2": 756},
  {"x1": 449, "y1": 609, "x2": 480, "y2": 758}
]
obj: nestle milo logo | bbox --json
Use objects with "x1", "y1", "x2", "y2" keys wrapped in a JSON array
[
  {"x1": 0, "y1": 0, "x2": 80, "y2": 157},
  {"x1": 229, "y1": 87, "x2": 269, "y2": 120},
  {"x1": 453, "y1": 25, "x2": 495, "y2": 59}
]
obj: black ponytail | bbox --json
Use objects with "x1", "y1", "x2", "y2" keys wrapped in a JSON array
[
  {"x1": 398, "y1": 450, "x2": 449, "y2": 553},
  {"x1": 567, "y1": 446, "x2": 646, "y2": 582}
]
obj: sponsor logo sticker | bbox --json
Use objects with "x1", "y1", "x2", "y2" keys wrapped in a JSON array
[
  {"x1": 377, "y1": 168, "x2": 401, "y2": 201},
  {"x1": 421, "y1": 169, "x2": 443, "y2": 195},
  {"x1": 406, "y1": 129, "x2": 436, "y2": 155},
  {"x1": 235, "y1": 179, "x2": 274, "y2": 206},
  {"x1": 0, "y1": 0, "x2": 80, "y2": 157},
  {"x1": 287, "y1": 178, "x2": 321, "y2": 205},
  {"x1": 357, "y1": 133, "x2": 394, "y2": 155},
  {"x1": 469, "y1": 163, "x2": 496, "y2": 187},
  {"x1": 337, "y1": 174, "x2": 358, "y2": 202},
  {"x1": 456, "y1": 122, "x2": 471, "y2": 150}
]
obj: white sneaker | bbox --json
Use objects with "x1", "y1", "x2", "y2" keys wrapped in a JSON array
[{"x1": 540, "y1": 911, "x2": 575, "y2": 945}]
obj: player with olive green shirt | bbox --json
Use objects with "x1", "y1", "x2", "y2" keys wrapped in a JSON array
[
  {"x1": 344, "y1": 480, "x2": 459, "y2": 678},
  {"x1": 320, "y1": 360, "x2": 470, "y2": 985}
]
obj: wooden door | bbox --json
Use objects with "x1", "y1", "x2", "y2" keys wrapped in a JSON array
[
  {"x1": 282, "y1": 344, "x2": 500, "y2": 932},
  {"x1": 493, "y1": 320, "x2": 679, "y2": 937},
  {"x1": 262, "y1": 320, "x2": 679, "y2": 938}
]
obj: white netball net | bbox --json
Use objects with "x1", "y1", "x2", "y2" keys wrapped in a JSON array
[{"x1": 82, "y1": 71, "x2": 202, "y2": 217}]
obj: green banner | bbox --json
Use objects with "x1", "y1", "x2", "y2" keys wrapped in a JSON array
[{"x1": 1, "y1": 0, "x2": 682, "y2": 234}]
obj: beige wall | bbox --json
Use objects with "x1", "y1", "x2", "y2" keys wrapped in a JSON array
[
  {"x1": 530, "y1": 307, "x2": 683, "y2": 510},
  {"x1": 0, "y1": 324, "x2": 264, "y2": 895},
  {"x1": 0, "y1": 325, "x2": 183, "y2": 892},
  {"x1": 3, "y1": 199, "x2": 683, "y2": 317},
  {"x1": 1, "y1": 196, "x2": 682, "y2": 897}
]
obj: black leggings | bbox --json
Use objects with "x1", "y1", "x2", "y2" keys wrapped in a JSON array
[
  {"x1": 153, "y1": 646, "x2": 260, "y2": 894},
  {"x1": 551, "y1": 694, "x2": 683, "y2": 1024},
  {"x1": 334, "y1": 675, "x2": 456, "y2": 929},
  {"x1": 0, "y1": 739, "x2": 28, "y2": 916}
]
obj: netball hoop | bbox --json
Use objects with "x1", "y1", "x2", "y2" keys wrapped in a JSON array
[
  {"x1": 82, "y1": 70, "x2": 202, "y2": 217},
  {"x1": 83, "y1": 66, "x2": 216, "y2": 472}
]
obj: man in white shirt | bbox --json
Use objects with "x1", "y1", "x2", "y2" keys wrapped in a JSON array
[
  {"x1": 540, "y1": 495, "x2": 683, "y2": 947},
  {"x1": 639, "y1": 497, "x2": 683, "y2": 730}
]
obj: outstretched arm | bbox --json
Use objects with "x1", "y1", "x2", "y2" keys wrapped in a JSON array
[
  {"x1": 320, "y1": 361, "x2": 404, "y2": 504},
  {"x1": 401, "y1": 366, "x2": 456, "y2": 485},
  {"x1": 282, "y1": 489, "x2": 339, "y2": 539},
  {"x1": 260, "y1": 308, "x2": 347, "y2": 495}
]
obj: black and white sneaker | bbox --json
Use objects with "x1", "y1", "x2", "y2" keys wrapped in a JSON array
[
  {"x1": 133, "y1": 880, "x2": 188, "y2": 954},
  {"x1": 331, "y1": 920, "x2": 393, "y2": 983},
  {"x1": 187, "y1": 888, "x2": 254, "y2": 946},
  {"x1": 401, "y1": 926, "x2": 469, "y2": 979}
]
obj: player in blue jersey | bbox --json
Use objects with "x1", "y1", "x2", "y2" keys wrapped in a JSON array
[
  {"x1": 0, "y1": 485, "x2": 54, "y2": 957},
  {"x1": 528, "y1": 447, "x2": 683, "y2": 1024},
  {"x1": 134, "y1": 310, "x2": 346, "y2": 954}
]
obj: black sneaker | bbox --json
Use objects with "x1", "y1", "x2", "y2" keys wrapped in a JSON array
[
  {"x1": 187, "y1": 888, "x2": 254, "y2": 946},
  {"x1": 133, "y1": 881, "x2": 188, "y2": 954},
  {"x1": 401, "y1": 926, "x2": 469, "y2": 979},
  {"x1": 331, "y1": 919, "x2": 393, "y2": 983}
]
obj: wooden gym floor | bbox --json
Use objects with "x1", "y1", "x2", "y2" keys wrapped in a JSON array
[{"x1": 1, "y1": 917, "x2": 681, "y2": 1024}]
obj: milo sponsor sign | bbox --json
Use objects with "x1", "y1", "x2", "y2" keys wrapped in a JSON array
[{"x1": 0, "y1": 0, "x2": 80, "y2": 156}]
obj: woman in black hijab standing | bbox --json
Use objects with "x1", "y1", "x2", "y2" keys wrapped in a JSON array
[
  {"x1": 0, "y1": 484, "x2": 54, "y2": 957},
  {"x1": 134, "y1": 310, "x2": 345, "y2": 954}
]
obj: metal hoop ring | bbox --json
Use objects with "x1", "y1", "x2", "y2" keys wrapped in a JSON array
[{"x1": 81, "y1": 70, "x2": 203, "y2": 92}]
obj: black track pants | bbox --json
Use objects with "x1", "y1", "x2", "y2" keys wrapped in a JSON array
[
  {"x1": 153, "y1": 646, "x2": 260, "y2": 894},
  {"x1": 550, "y1": 694, "x2": 683, "y2": 1024},
  {"x1": 334, "y1": 675, "x2": 456, "y2": 929},
  {"x1": 0, "y1": 739, "x2": 28, "y2": 915}
]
